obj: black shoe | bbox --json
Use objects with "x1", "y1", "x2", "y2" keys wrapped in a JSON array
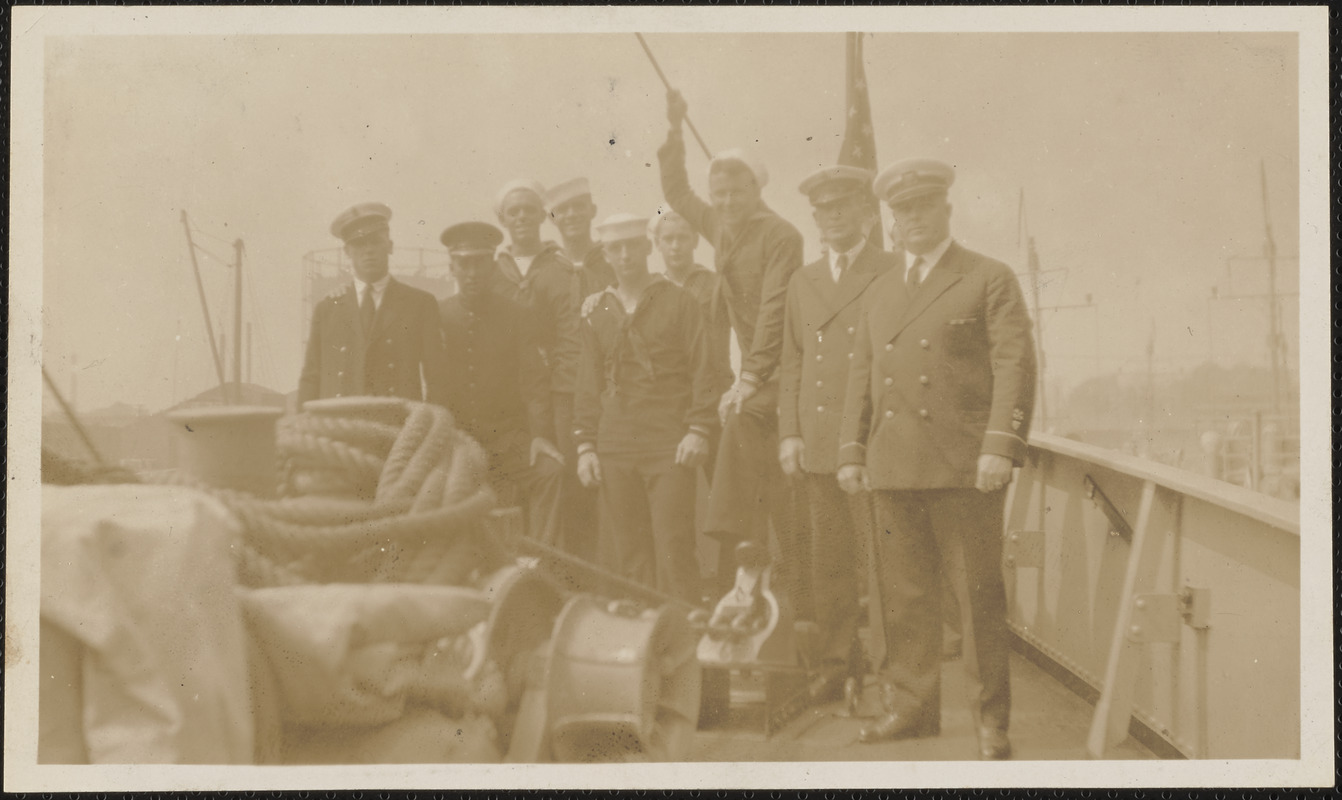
[
  {"x1": 858, "y1": 711, "x2": 939, "y2": 744},
  {"x1": 977, "y1": 727, "x2": 1012, "y2": 760},
  {"x1": 807, "y1": 664, "x2": 848, "y2": 704}
]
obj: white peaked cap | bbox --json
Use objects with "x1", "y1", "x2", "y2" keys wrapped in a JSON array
[
  {"x1": 545, "y1": 177, "x2": 592, "y2": 210},
  {"x1": 494, "y1": 178, "x2": 547, "y2": 215},
  {"x1": 594, "y1": 212, "x2": 651, "y2": 244},
  {"x1": 709, "y1": 148, "x2": 769, "y2": 189}
]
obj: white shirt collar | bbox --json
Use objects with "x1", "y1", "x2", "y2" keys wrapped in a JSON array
[
  {"x1": 904, "y1": 237, "x2": 953, "y2": 282},
  {"x1": 353, "y1": 274, "x2": 391, "y2": 307},
  {"x1": 827, "y1": 238, "x2": 866, "y2": 282}
]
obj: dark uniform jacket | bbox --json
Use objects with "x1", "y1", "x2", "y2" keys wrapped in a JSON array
[
  {"x1": 438, "y1": 292, "x2": 553, "y2": 452},
  {"x1": 574, "y1": 279, "x2": 719, "y2": 456},
  {"x1": 838, "y1": 241, "x2": 1036, "y2": 489},
  {"x1": 672, "y1": 264, "x2": 734, "y2": 397},
  {"x1": 778, "y1": 244, "x2": 897, "y2": 475},
  {"x1": 298, "y1": 278, "x2": 446, "y2": 406},
  {"x1": 658, "y1": 130, "x2": 804, "y2": 387},
  {"x1": 492, "y1": 242, "x2": 583, "y2": 396},
  {"x1": 578, "y1": 247, "x2": 618, "y2": 300}
]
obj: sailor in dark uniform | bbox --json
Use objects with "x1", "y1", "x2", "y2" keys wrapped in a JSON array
[
  {"x1": 573, "y1": 213, "x2": 719, "y2": 603},
  {"x1": 837, "y1": 159, "x2": 1036, "y2": 759},
  {"x1": 437, "y1": 221, "x2": 564, "y2": 537},
  {"x1": 298, "y1": 202, "x2": 447, "y2": 406},
  {"x1": 778, "y1": 165, "x2": 896, "y2": 701},
  {"x1": 658, "y1": 89, "x2": 808, "y2": 600},
  {"x1": 492, "y1": 179, "x2": 594, "y2": 553},
  {"x1": 651, "y1": 206, "x2": 734, "y2": 406},
  {"x1": 546, "y1": 177, "x2": 618, "y2": 299}
]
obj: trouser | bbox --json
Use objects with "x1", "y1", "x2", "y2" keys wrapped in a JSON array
[
  {"x1": 703, "y1": 380, "x2": 807, "y2": 607},
  {"x1": 551, "y1": 392, "x2": 600, "y2": 562},
  {"x1": 477, "y1": 430, "x2": 563, "y2": 545},
  {"x1": 598, "y1": 450, "x2": 701, "y2": 604},
  {"x1": 871, "y1": 487, "x2": 1011, "y2": 732},
  {"x1": 797, "y1": 472, "x2": 865, "y2": 668}
]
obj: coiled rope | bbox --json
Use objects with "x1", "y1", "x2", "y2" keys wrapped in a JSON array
[{"x1": 158, "y1": 399, "x2": 500, "y2": 588}]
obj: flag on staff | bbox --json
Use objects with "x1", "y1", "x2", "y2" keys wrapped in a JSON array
[{"x1": 838, "y1": 32, "x2": 883, "y2": 249}]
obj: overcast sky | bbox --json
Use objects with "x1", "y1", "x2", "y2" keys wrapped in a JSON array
[{"x1": 39, "y1": 29, "x2": 1299, "y2": 414}]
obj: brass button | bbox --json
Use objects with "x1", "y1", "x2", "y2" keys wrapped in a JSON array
[
  {"x1": 920, "y1": 375, "x2": 929, "y2": 385},
  {"x1": 339, "y1": 346, "x2": 347, "y2": 353},
  {"x1": 884, "y1": 410, "x2": 894, "y2": 419},
  {"x1": 919, "y1": 339, "x2": 929, "y2": 348},
  {"x1": 884, "y1": 377, "x2": 893, "y2": 386},
  {"x1": 388, "y1": 362, "x2": 395, "y2": 368},
  {"x1": 817, "y1": 405, "x2": 825, "y2": 413},
  {"x1": 816, "y1": 380, "x2": 824, "y2": 388},
  {"x1": 847, "y1": 326, "x2": 855, "y2": 335},
  {"x1": 885, "y1": 343, "x2": 894, "y2": 352},
  {"x1": 816, "y1": 354, "x2": 823, "y2": 362},
  {"x1": 847, "y1": 352, "x2": 854, "y2": 360},
  {"x1": 919, "y1": 408, "x2": 929, "y2": 418}
]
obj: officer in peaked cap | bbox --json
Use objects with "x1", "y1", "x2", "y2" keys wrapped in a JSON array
[
  {"x1": 437, "y1": 220, "x2": 564, "y2": 543},
  {"x1": 779, "y1": 164, "x2": 896, "y2": 703},
  {"x1": 837, "y1": 157, "x2": 1036, "y2": 759},
  {"x1": 441, "y1": 220, "x2": 505, "y2": 256},
  {"x1": 870, "y1": 158, "x2": 956, "y2": 207},
  {"x1": 298, "y1": 202, "x2": 447, "y2": 407},
  {"x1": 329, "y1": 201, "x2": 393, "y2": 244}
]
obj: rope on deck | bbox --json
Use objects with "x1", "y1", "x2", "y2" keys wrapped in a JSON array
[{"x1": 156, "y1": 399, "x2": 500, "y2": 588}]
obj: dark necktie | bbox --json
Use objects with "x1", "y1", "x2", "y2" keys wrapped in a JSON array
[
  {"x1": 360, "y1": 286, "x2": 376, "y2": 333},
  {"x1": 833, "y1": 253, "x2": 849, "y2": 283},
  {"x1": 907, "y1": 256, "x2": 924, "y2": 292}
]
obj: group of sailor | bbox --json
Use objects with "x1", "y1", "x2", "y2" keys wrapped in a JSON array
[{"x1": 298, "y1": 89, "x2": 1037, "y2": 760}]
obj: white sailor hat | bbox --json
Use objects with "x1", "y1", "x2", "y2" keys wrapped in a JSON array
[
  {"x1": 494, "y1": 178, "x2": 547, "y2": 215},
  {"x1": 708, "y1": 148, "x2": 769, "y2": 189},
  {"x1": 798, "y1": 165, "x2": 876, "y2": 205},
  {"x1": 873, "y1": 159, "x2": 956, "y2": 206},
  {"x1": 330, "y1": 202, "x2": 392, "y2": 242},
  {"x1": 595, "y1": 212, "x2": 651, "y2": 244},
  {"x1": 545, "y1": 177, "x2": 593, "y2": 210},
  {"x1": 440, "y1": 221, "x2": 504, "y2": 255}
]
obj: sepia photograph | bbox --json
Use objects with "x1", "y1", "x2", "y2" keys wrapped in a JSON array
[{"x1": 5, "y1": 5, "x2": 1332, "y2": 791}]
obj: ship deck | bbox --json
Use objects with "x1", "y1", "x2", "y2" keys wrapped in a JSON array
[{"x1": 688, "y1": 646, "x2": 1157, "y2": 761}]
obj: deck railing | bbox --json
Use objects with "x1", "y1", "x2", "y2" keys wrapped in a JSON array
[{"x1": 1004, "y1": 433, "x2": 1300, "y2": 759}]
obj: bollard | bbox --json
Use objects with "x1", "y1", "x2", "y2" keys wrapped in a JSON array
[{"x1": 166, "y1": 405, "x2": 285, "y2": 496}]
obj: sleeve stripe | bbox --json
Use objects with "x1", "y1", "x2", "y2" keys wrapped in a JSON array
[{"x1": 984, "y1": 430, "x2": 1028, "y2": 445}]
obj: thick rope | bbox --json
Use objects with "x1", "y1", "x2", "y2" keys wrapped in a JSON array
[{"x1": 154, "y1": 399, "x2": 496, "y2": 588}]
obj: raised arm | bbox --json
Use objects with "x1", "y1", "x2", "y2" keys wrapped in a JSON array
[{"x1": 657, "y1": 90, "x2": 719, "y2": 242}]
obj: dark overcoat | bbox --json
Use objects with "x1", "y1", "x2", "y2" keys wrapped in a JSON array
[
  {"x1": 297, "y1": 278, "x2": 446, "y2": 406},
  {"x1": 838, "y1": 241, "x2": 1036, "y2": 489}
]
